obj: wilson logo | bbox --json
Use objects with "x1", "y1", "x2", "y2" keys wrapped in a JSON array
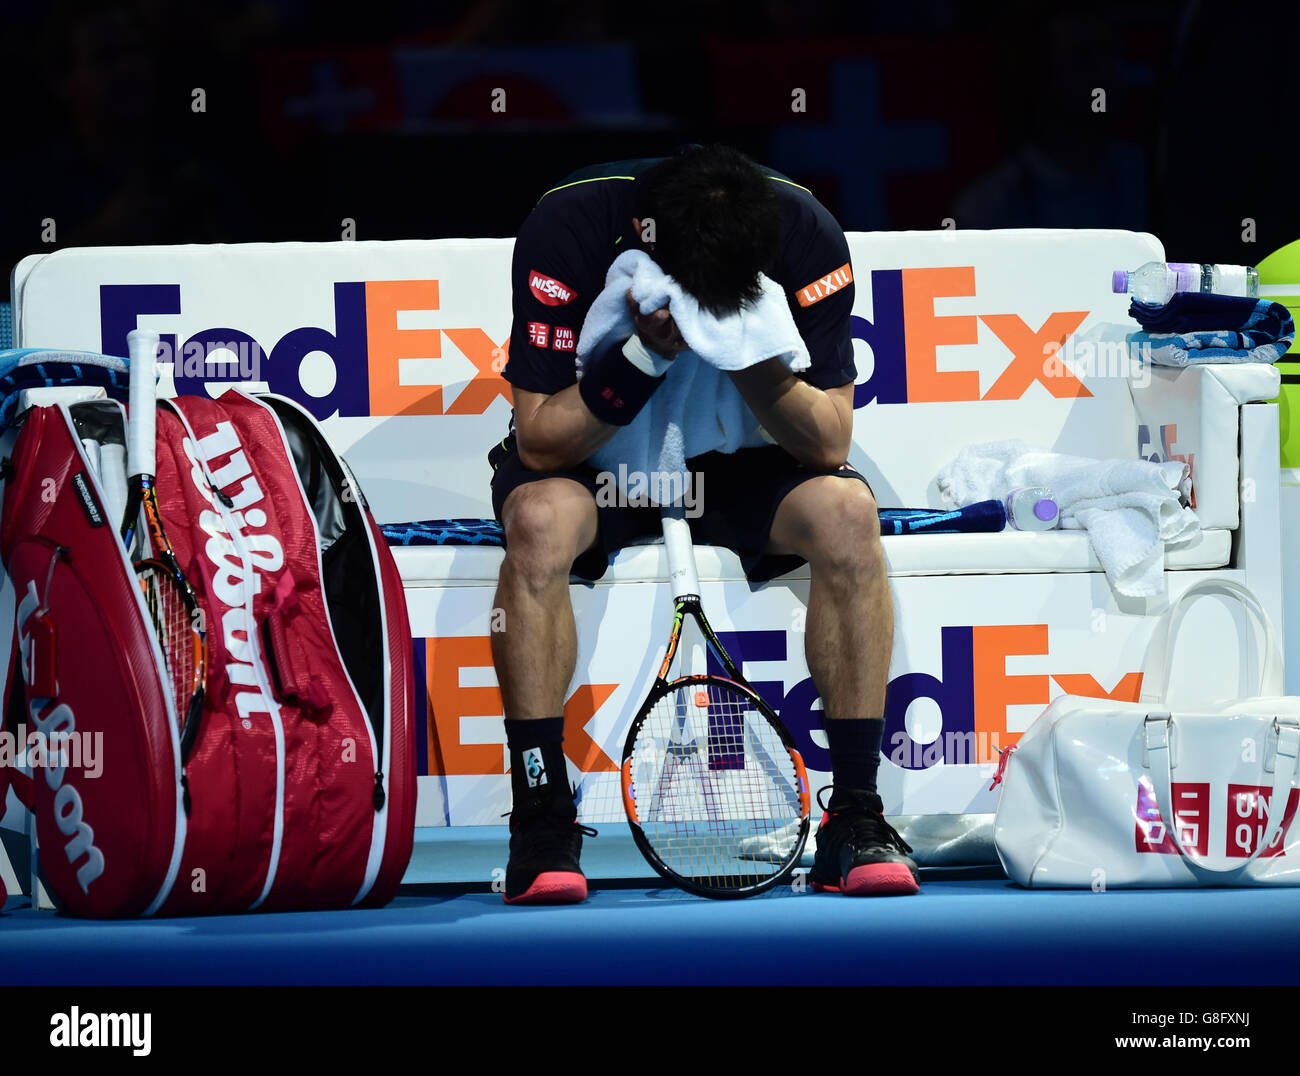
[
  {"x1": 183, "y1": 420, "x2": 285, "y2": 729},
  {"x1": 16, "y1": 580, "x2": 105, "y2": 893},
  {"x1": 529, "y1": 271, "x2": 576, "y2": 306}
]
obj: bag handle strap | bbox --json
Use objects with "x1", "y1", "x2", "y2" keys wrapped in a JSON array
[
  {"x1": 259, "y1": 570, "x2": 332, "y2": 714},
  {"x1": 1140, "y1": 580, "x2": 1283, "y2": 705},
  {"x1": 1145, "y1": 713, "x2": 1300, "y2": 874}
]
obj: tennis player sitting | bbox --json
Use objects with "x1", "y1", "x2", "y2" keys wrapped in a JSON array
[{"x1": 490, "y1": 145, "x2": 917, "y2": 903}]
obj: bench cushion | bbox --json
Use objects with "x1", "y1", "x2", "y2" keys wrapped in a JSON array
[{"x1": 392, "y1": 528, "x2": 1231, "y2": 586}]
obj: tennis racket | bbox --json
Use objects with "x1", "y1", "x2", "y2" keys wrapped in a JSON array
[
  {"x1": 122, "y1": 329, "x2": 206, "y2": 764},
  {"x1": 619, "y1": 507, "x2": 810, "y2": 898}
]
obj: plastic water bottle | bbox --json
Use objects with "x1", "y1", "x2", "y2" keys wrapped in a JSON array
[
  {"x1": 1005, "y1": 487, "x2": 1059, "y2": 531},
  {"x1": 1112, "y1": 262, "x2": 1259, "y2": 304}
]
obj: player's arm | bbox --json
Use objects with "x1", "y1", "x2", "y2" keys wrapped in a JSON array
[
  {"x1": 514, "y1": 295, "x2": 687, "y2": 472},
  {"x1": 726, "y1": 366, "x2": 855, "y2": 470},
  {"x1": 730, "y1": 196, "x2": 858, "y2": 471}
]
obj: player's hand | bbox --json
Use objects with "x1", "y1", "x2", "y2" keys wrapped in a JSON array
[{"x1": 628, "y1": 290, "x2": 688, "y2": 359}]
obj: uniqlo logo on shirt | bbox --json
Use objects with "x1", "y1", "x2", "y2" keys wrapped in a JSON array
[
  {"x1": 1135, "y1": 778, "x2": 1210, "y2": 856},
  {"x1": 529, "y1": 271, "x2": 577, "y2": 306},
  {"x1": 528, "y1": 321, "x2": 550, "y2": 347},
  {"x1": 552, "y1": 326, "x2": 575, "y2": 351}
]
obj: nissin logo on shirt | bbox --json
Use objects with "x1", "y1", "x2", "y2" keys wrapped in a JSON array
[
  {"x1": 852, "y1": 266, "x2": 1091, "y2": 406},
  {"x1": 99, "y1": 281, "x2": 512, "y2": 420},
  {"x1": 528, "y1": 271, "x2": 576, "y2": 306}
]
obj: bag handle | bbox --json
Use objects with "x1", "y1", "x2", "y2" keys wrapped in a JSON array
[
  {"x1": 1145, "y1": 713, "x2": 1300, "y2": 874},
  {"x1": 260, "y1": 571, "x2": 332, "y2": 713},
  {"x1": 1140, "y1": 580, "x2": 1283, "y2": 705}
]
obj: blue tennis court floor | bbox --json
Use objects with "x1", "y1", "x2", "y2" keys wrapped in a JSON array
[{"x1": 3, "y1": 827, "x2": 1299, "y2": 986}]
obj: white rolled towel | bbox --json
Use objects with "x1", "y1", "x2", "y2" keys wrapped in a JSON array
[{"x1": 936, "y1": 440, "x2": 1200, "y2": 598}]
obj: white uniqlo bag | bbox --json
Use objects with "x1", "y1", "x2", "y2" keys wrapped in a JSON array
[{"x1": 994, "y1": 580, "x2": 1300, "y2": 887}]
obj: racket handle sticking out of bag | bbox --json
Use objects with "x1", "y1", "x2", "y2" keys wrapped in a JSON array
[
  {"x1": 122, "y1": 328, "x2": 207, "y2": 770},
  {"x1": 619, "y1": 507, "x2": 810, "y2": 898}
]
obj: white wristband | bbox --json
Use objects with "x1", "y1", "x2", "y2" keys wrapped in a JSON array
[{"x1": 622, "y1": 335, "x2": 673, "y2": 378}]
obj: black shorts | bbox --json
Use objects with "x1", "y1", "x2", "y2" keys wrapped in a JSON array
[{"x1": 488, "y1": 433, "x2": 872, "y2": 583}]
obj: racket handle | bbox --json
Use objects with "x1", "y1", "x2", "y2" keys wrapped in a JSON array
[
  {"x1": 660, "y1": 509, "x2": 701, "y2": 600},
  {"x1": 99, "y1": 442, "x2": 129, "y2": 534},
  {"x1": 126, "y1": 329, "x2": 159, "y2": 478}
]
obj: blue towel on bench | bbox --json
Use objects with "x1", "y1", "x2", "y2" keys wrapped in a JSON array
[
  {"x1": 1127, "y1": 294, "x2": 1294, "y2": 367},
  {"x1": 0, "y1": 348, "x2": 135, "y2": 427},
  {"x1": 380, "y1": 501, "x2": 1009, "y2": 547}
]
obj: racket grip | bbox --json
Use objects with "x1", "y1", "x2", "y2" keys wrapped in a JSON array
[
  {"x1": 99, "y1": 442, "x2": 129, "y2": 533},
  {"x1": 126, "y1": 329, "x2": 159, "y2": 477},
  {"x1": 660, "y1": 509, "x2": 701, "y2": 600}
]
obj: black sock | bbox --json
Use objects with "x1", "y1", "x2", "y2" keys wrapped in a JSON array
[
  {"x1": 824, "y1": 718, "x2": 884, "y2": 795},
  {"x1": 505, "y1": 717, "x2": 568, "y2": 802}
]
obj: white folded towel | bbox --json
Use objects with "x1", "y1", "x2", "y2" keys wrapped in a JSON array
[
  {"x1": 577, "y1": 250, "x2": 809, "y2": 503},
  {"x1": 935, "y1": 439, "x2": 1200, "y2": 598}
]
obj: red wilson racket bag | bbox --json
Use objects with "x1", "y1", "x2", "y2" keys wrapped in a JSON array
[{"x1": 0, "y1": 390, "x2": 415, "y2": 916}]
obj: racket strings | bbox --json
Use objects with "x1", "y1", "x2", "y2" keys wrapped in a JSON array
[
  {"x1": 630, "y1": 680, "x2": 804, "y2": 889},
  {"x1": 138, "y1": 566, "x2": 201, "y2": 722}
]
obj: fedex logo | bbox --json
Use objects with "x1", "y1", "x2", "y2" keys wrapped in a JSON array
[
  {"x1": 698, "y1": 626, "x2": 1134, "y2": 772},
  {"x1": 420, "y1": 624, "x2": 1137, "y2": 777},
  {"x1": 852, "y1": 266, "x2": 1091, "y2": 406},
  {"x1": 99, "y1": 281, "x2": 512, "y2": 421},
  {"x1": 422, "y1": 637, "x2": 619, "y2": 777},
  {"x1": 1135, "y1": 779, "x2": 1299, "y2": 858}
]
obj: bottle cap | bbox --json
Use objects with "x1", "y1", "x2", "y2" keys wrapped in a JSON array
[
  {"x1": 1112, "y1": 270, "x2": 1127, "y2": 293},
  {"x1": 1034, "y1": 498, "x2": 1058, "y2": 522}
]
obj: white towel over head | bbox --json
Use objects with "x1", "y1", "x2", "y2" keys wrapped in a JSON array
[{"x1": 577, "y1": 249, "x2": 809, "y2": 505}]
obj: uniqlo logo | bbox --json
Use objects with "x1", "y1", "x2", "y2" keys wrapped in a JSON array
[
  {"x1": 553, "y1": 326, "x2": 575, "y2": 351},
  {"x1": 528, "y1": 321, "x2": 550, "y2": 347},
  {"x1": 1226, "y1": 785, "x2": 1300, "y2": 858},
  {"x1": 1135, "y1": 778, "x2": 1210, "y2": 856},
  {"x1": 529, "y1": 271, "x2": 576, "y2": 306}
]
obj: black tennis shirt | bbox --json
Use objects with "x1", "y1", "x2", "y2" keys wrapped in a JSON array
[{"x1": 502, "y1": 158, "x2": 858, "y2": 400}]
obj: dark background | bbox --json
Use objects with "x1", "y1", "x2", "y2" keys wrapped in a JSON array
[{"x1": 1, "y1": 0, "x2": 1293, "y2": 297}]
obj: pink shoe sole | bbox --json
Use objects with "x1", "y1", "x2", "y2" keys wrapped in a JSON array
[
  {"x1": 503, "y1": 871, "x2": 588, "y2": 905},
  {"x1": 812, "y1": 863, "x2": 919, "y2": 896}
]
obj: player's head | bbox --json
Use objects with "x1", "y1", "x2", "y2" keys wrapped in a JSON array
[{"x1": 637, "y1": 145, "x2": 782, "y2": 317}]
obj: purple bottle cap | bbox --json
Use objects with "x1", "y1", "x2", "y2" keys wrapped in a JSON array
[
  {"x1": 1034, "y1": 498, "x2": 1058, "y2": 522},
  {"x1": 1112, "y1": 270, "x2": 1128, "y2": 293}
]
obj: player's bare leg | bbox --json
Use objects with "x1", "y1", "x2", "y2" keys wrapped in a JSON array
[
  {"x1": 767, "y1": 475, "x2": 918, "y2": 896},
  {"x1": 766, "y1": 476, "x2": 891, "y2": 720},
  {"x1": 492, "y1": 477, "x2": 600, "y2": 904},
  {"x1": 492, "y1": 478, "x2": 599, "y2": 719}
]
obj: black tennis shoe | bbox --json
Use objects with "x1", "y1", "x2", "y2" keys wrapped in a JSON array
[
  {"x1": 810, "y1": 787, "x2": 919, "y2": 896},
  {"x1": 504, "y1": 788, "x2": 597, "y2": 904}
]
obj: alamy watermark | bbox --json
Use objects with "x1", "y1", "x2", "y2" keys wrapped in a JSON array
[
  {"x1": 593, "y1": 465, "x2": 704, "y2": 518},
  {"x1": 0, "y1": 724, "x2": 103, "y2": 779},
  {"x1": 888, "y1": 729, "x2": 1001, "y2": 768},
  {"x1": 151, "y1": 336, "x2": 263, "y2": 381},
  {"x1": 1043, "y1": 337, "x2": 1153, "y2": 388}
]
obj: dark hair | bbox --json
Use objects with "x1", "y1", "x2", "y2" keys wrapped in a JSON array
[{"x1": 639, "y1": 145, "x2": 782, "y2": 316}]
